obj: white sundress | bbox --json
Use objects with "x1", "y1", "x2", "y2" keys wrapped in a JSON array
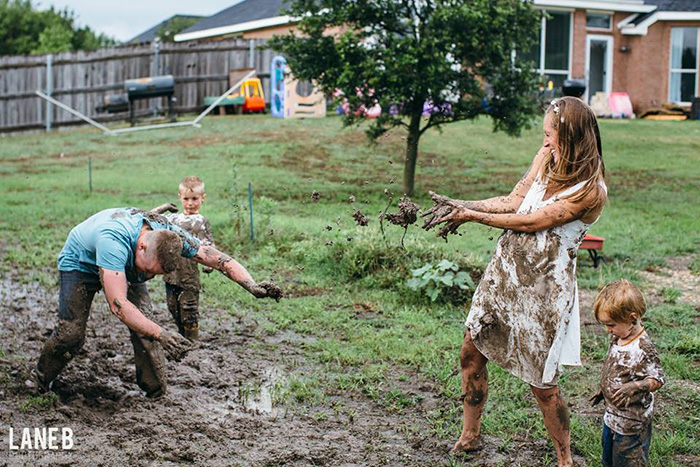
[{"x1": 466, "y1": 176, "x2": 604, "y2": 388}]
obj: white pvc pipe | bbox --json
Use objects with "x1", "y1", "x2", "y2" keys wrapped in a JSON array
[
  {"x1": 193, "y1": 69, "x2": 256, "y2": 124},
  {"x1": 35, "y1": 90, "x2": 116, "y2": 135},
  {"x1": 111, "y1": 121, "x2": 200, "y2": 134},
  {"x1": 35, "y1": 69, "x2": 255, "y2": 136}
]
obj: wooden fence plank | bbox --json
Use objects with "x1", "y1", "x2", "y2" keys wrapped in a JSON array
[{"x1": 0, "y1": 39, "x2": 273, "y2": 131}]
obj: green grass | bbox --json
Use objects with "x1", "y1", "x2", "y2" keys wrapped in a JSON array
[{"x1": 1, "y1": 114, "x2": 699, "y2": 465}]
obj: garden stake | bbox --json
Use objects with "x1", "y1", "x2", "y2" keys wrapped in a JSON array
[{"x1": 248, "y1": 182, "x2": 255, "y2": 244}]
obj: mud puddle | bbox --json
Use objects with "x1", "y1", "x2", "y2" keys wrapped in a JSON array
[{"x1": 0, "y1": 273, "x2": 460, "y2": 466}]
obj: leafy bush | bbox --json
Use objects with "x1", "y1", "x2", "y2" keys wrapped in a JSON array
[{"x1": 407, "y1": 260, "x2": 475, "y2": 304}]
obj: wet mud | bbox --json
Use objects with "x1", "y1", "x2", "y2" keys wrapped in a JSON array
[
  {"x1": 1, "y1": 274, "x2": 460, "y2": 466},
  {"x1": 382, "y1": 196, "x2": 420, "y2": 229},
  {"x1": 352, "y1": 209, "x2": 370, "y2": 226}
]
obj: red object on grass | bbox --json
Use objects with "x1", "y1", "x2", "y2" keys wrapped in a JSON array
[{"x1": 580, "y1": 234, "x2": 605, "y2": 267}]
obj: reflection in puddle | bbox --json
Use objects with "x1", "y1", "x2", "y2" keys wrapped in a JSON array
[{"x1": 243, "y1": 367, "x2": 282, "y2": 414}]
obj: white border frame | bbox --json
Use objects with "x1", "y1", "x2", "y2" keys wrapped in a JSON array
[
  {"x1": 584, "y1": 34, "x2": 614, "y2": 103},
  {"x1": 668, "y1": 27, "x2": 700, "y2": 104}
]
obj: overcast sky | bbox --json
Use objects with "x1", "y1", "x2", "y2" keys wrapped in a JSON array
[{"x1": 37, "y1": 0, "x2": 242, "y2": 42}]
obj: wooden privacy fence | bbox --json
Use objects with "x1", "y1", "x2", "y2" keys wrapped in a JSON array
[{"x1": 0, "y1": 38, "x2": 273, "y2": 132}]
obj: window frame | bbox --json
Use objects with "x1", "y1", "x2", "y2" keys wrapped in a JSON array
[
  {"x1": 585, "y1": 10, "x2": 613, "y2": 32},
  {"x1": 532, "y1": 8, "x2": 574, "y2": 86},
  {"x1": 668, "y1": 27, "x2": 700, "y2": 104}
]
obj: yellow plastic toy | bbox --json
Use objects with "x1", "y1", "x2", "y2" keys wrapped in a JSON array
[{"x1": 230, "y1": 78, "x2": 266, "y2": 113}]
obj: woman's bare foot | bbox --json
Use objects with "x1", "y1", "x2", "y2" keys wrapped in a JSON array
[{"x1": 450, "y1": 436, "x2": 483, "y2": 454}]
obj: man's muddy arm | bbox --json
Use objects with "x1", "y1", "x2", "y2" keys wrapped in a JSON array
[
  {"x1": 100, "y1": 269, "x2": 163, "y2": 338},
  {"x1": 192, "y1": 245, "x2": 278, "y2": 299}
]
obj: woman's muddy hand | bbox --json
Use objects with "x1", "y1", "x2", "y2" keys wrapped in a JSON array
[
  {"x1": 421, "y1": 191, "x2": 458, "y2": 230},
  {"x1": 158, "y1": 329, "x2": 192, "y2": 361}
]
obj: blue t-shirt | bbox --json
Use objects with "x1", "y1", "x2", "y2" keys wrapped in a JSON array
[{"x1": 58, "y1": 208, "x2": 200, "y2": 283}]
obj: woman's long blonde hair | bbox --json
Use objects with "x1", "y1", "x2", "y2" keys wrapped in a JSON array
[{"x1": 541, "y1": 96, "x2": 607, "y2": 213}]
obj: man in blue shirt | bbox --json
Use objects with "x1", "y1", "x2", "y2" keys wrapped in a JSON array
[{"x1": 35, "y1": 207, "x2": 281, "y2": 398}]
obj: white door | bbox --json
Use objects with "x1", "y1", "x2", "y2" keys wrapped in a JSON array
[{"x1": 585, "y1": 35, "x2": 614, "y2": 104}]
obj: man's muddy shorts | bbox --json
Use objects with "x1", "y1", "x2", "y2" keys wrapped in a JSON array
[{"x1": 602, "y1": 422, "x2": 651, "y2": 467}]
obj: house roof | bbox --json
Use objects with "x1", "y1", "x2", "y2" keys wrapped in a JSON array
[
  {"x1": 632, "y1": 0, "x2": 700, "y2": 25},
  {"x1": 127, "y1": 15, "x2": 204, "y2": 44},
  {"x1": 171, "y1": 0, "x2": 700, "y2": 42},
  {"x1": 175, "y1": 0, "x2": 289, "y2": 41}
]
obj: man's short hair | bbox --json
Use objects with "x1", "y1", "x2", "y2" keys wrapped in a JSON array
[
  {"x1": 152, "y1": 230, "x2": 182, "y2": 274},
  {"x1": 178, "y1": 176, "x2": 205, "y2": 195},
  {"x1": 594, "y1": 279, "x2": 646, "y2": 323}
]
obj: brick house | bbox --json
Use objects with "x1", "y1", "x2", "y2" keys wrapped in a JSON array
[{"x1": 175, "y1": 0, "x2": 700, "y2": 114}]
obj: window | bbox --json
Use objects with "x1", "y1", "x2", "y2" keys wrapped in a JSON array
[
  {"x1": 586, "y1": 12, "x2": 612, "y2": 30},
  {"x1": 522, "y1": 11, "x2": 572, "y2": 89},
  {"x1": 669, "y1": 27, "x2": 698, "y2": 103}
]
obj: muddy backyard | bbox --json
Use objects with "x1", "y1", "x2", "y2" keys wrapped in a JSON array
[
  {"x1": 0, "y1": 269, "x2": 576, "y2": 467},
  {"x1": 0, "y1": 262, "x2": 631, "y2": 467}
]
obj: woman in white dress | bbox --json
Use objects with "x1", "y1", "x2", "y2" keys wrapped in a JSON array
[{"x1": 424, "y1": 97, "x2": 607, "y2": 467}]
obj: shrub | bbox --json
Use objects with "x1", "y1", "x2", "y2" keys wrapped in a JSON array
[{"x1": 407, "y1": 260, "x2": 475, "y2": 304}]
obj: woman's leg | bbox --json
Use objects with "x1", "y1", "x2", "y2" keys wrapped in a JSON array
[
  {"x1": 452, "y1": 330, "x2": 488, "y2": 453},
  {"x1": 531, "y1": 385, "x2": 573, "y2": 467}
]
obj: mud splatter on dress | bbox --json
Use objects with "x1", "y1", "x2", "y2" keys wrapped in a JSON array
[{"x1": 466, "y1": 176, "x2": 605, "y2": 388}]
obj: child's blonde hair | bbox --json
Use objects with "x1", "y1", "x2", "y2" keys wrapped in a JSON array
[
  {"x1": 179, "y1": 176, "x2": 205, "y2": 195},
  {"x1": 594, "y1": 279, "x2": 646, "y2": 323}
]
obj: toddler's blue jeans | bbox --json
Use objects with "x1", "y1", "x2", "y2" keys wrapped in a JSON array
[{"x1": 602, "y1": 422, "x2": 651, "y2": 467}]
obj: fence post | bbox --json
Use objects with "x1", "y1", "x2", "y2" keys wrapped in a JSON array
[
  {"x1": 248, "y1": 182, "x2": 255, "y2": 244},
  {"x1": 152, "y1": 38, "x2": 161, "y2": 117},
  {"x1": 248, "y1": 39, "x2": 255, "y2": 68},
  {"x1": 45, "y1": 54, "x2": 53, "y2": 131}
]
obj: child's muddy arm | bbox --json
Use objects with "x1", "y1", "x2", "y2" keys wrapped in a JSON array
[
  {"x1": 149, "y1": 203, "x2": 178, "y2": 215},
  {"x1": 610, "y1": 378, "x2": 663, "y2": 407},
  {"x1": 99, "y1": 268, "x2": 162, "y2": 338}
]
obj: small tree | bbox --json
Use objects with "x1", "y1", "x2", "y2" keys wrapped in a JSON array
[{"x1": 269, "y1": 0, "x2": 541, "y2": 195}]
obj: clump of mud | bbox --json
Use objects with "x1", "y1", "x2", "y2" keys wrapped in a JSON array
[
  {"x1": 381, "y1": 196, "x2": 420, "y2": 228},
  {"x1": 421, "y1": 192, "x2": 462, "y2": 241},
  {"x1": 258, "y1": 281, "x2": 283, "y2": 302},
  {"x1": 353, "y1": 209, "x2": 370, "y2": 226},
  {"x1": 311, "y1": 191, "x2": 321, "y2": 202}
]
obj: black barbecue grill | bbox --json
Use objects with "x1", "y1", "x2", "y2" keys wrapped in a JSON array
[
  {"x1": 124, "y1": 75, "x2": 176, "y2": 125},
  {"x1": 562, "y1": 79, "x2": 586, "y2": 98}
]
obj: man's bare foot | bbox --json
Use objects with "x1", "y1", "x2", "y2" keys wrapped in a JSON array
[{"x1": 450, "y1": 437, "x2": 483, "y2": 454}]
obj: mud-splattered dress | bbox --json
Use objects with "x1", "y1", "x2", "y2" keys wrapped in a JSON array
[{"x1": 466, "y1": 176, "x2": 604, "y2": 388}]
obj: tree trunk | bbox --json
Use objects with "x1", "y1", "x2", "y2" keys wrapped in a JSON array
[{"x1": 403, "y1": 109, "x2": 422, "y2": 196}]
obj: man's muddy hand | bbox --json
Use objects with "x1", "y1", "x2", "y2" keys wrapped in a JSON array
[
  {"x1": 249, "y1": 280, "x2": 283, "y2": 302},
  {"x1": 589, "y1": 390, "x2": 604, "y2": 407},
  {"x1": 158, "y1": 329, "x2": 192, "y2": 361}
]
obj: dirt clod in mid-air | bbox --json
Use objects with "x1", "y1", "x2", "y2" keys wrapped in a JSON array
[
  {"x1": 383, "y1": 196, "x2": 420, "y2": 228},
  {"x1": 353, "y1": 209, "x2": 370, "y2": 226}
]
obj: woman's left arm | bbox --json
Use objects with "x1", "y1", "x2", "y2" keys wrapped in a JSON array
[{"x1": 428, "y1": 194, "x2": 595, "y2": 236}]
